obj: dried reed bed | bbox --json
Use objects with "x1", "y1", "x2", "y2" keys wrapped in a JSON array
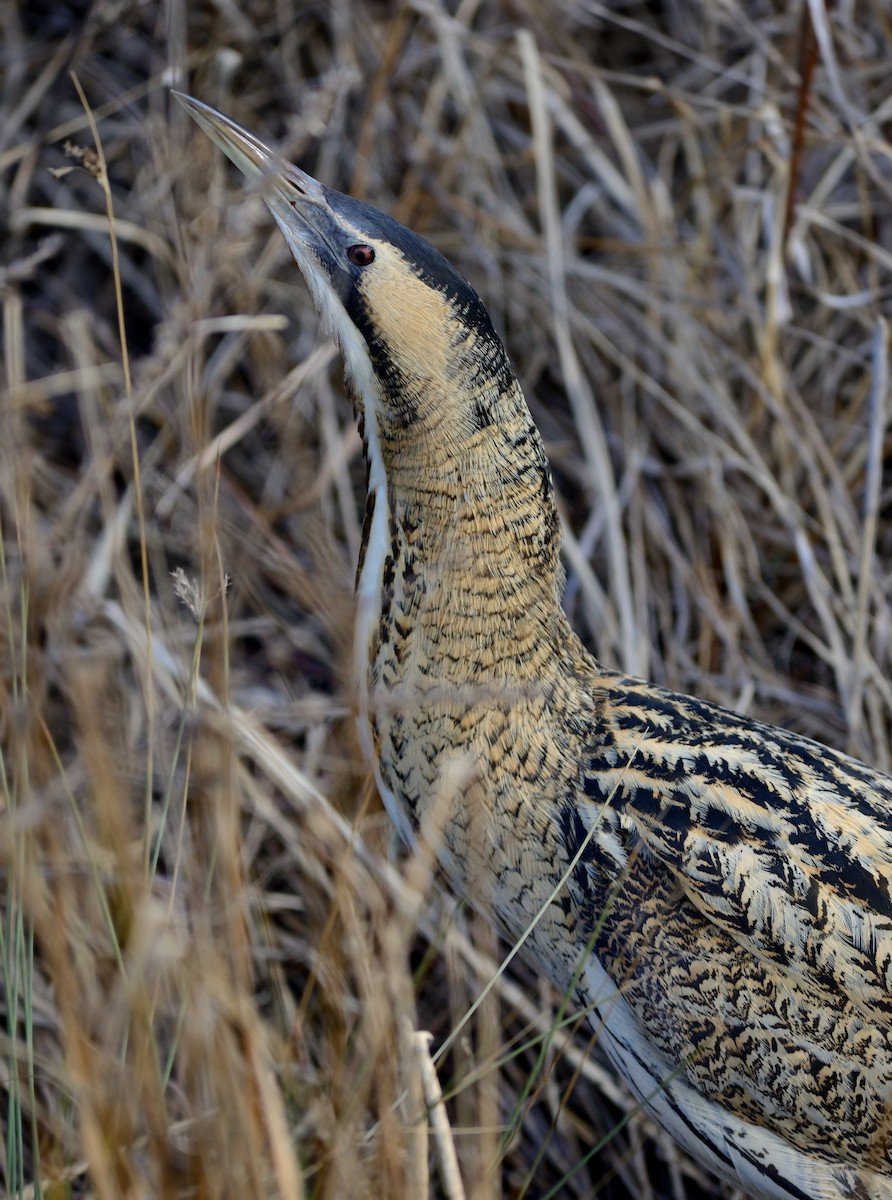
[{"x1": 2, "y1": 1, "x2": 891, "y2": 1197}]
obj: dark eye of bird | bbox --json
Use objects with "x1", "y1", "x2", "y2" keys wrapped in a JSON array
[{"x1": 347, "y1": 243, "x2": 375, "y2": 266}]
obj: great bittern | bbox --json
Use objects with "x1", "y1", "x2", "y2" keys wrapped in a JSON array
[{"x1": 176, "y1": 94, "x2": 892, "y2": 1200}]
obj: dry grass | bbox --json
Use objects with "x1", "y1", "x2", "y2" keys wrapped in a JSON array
[{"x1": 2, "y1": 1, "x2": 892, "y2": 1197}]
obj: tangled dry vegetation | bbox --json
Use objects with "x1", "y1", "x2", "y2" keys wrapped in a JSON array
[{"x1": 2, "y1": 1, "x2": 892, "y2": 1197}]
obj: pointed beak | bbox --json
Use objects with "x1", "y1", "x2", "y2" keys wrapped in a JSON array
[
  {"x1": 172, "y1": 92, "x2": 326, "y2": 208},
  {"x1": 173, "y1": 92, "x2": 347, "y2": 288}
]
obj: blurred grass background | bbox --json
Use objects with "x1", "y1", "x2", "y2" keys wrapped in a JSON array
[{"x1": 2, "y1": 1, "x2": 892, "y2": 1196}]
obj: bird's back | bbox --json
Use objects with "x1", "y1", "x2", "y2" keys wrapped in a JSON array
[{"x1": 530, "y1": 656, "x2": 892, "y2": 1198}]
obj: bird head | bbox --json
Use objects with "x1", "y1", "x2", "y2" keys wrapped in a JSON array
[{"x1": 175, "y1": 96, "x2": 521, "y2": 452}]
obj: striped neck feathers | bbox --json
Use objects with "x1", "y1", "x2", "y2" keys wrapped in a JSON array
[{"x1": 336, "y1": 248, "x2": 563, "y2": 600}]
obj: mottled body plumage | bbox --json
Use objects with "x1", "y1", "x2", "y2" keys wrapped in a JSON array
[{"x1": 179, "y1": 94, "x2": 892, "y2": 1200}]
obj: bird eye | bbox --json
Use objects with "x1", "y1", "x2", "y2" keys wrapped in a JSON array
[{"x1": 347, "y1": 243, "x2": 375, "y2": 266}]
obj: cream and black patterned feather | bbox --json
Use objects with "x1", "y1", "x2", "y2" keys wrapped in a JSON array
[{"x1": 177, "y1": 94, "x2": 892, "y2": 1200}]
